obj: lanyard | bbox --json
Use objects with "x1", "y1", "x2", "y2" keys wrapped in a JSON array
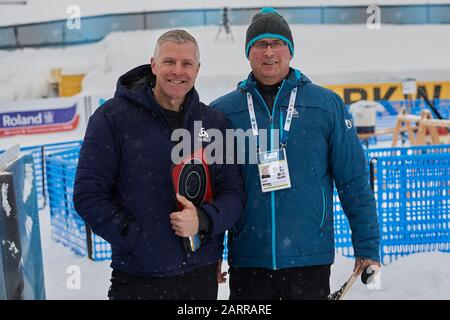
[{"x1": 247, "y1": 87, "x2": 297, "y2": 150}]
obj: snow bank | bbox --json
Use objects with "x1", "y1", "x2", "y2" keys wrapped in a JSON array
[{"x1": 1, "y1": 24, "x2": 450, "y2": 105}]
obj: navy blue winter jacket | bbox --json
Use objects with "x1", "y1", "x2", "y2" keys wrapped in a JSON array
[
  {"x1": 211, "y1": 68, "x2": 380, "y2": 270},
  {"x1": 73, "y1": 65, "x2": 245, "y2": 277}
]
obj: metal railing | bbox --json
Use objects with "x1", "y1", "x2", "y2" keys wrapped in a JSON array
[{"x1": 2, "y1": 4, "x2": 450, "y2": 49}]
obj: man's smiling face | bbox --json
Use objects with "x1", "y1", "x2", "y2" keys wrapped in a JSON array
[
  {"x1": 151, "y1": 41, "x2": 200, "y2": 103},
  {"x1": 248, "y1": 38, "x2": 292, "y2": 85}
]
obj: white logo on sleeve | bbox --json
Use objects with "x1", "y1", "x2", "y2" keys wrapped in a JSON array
[{"x1": 345, "y1": 119, "x2": 353, "y2": 129}]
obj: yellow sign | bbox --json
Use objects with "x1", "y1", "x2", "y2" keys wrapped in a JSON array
[{"x1": 325, "y1": 81, "x2": 450, "y2": 105}]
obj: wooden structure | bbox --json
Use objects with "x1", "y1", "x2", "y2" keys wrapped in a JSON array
[
  {"x1": 392, "y1": 108, "x2": 449, "y2": 146},
  {"x1": 357, "y1": 108, "x2": 449, "y2": 147},
  {"x1": 391, "y1": 109, "x2": 422, "y2": 146},
  {"x1": 416, "y1": 118, "x2": 450, "y2": 145},
  {"x1": 50, "y1": 68, "x2": 85, "y2": 97}
]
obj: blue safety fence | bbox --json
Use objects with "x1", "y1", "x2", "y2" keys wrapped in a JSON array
[
  {"x1": 333, "y1": 190, "x2": 353, "y2": 258},
  {"x1": 366, "y1": 144, "x2": 450, "y2": 158},
  {"x1": 45, "y1": 146, "x2": 112, "y2": 260},
  {"x1": 45, "y1": 147, "x2": 87, "y2": 257},
  {"x1": 1, "y1": 141, "x2": 83, "y2": 211},
  {"x1": 375, "y1": 154, "x2": 450, "y2": 264},
  {"x1": 334, "y1": 144, "x2": 450, "y2": 264}
]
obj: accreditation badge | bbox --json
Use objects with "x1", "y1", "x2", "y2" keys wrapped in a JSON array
[{"x1": 257, "y1": 148, "x2": 291, "y2": 193}]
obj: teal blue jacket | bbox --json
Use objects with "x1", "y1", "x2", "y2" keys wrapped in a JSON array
[{"x1": 211, "y1": 68, "x2": 380, "y2": 269}]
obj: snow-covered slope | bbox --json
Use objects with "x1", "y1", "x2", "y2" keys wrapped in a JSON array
[{"x1": 1, "y1": 24, "x2": 449, "y2": 104}]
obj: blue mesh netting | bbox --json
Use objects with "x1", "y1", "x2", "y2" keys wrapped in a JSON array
[{"x1": 334, "y1": 144, "x2": 450, "y2": 264}]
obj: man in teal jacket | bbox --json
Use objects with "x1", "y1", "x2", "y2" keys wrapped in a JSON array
[{"x1": 211, "y1": 8, "x2": 380, "y2": 299}]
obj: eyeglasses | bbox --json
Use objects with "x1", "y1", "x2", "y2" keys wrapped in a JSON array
[{"x1": 252, "y1": 40, "x2": 287, "y2": 52}]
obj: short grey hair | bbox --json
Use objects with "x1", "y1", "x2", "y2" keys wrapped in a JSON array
[{"x1": 153, "y1": 29, "x2": 200, "y2": 64}]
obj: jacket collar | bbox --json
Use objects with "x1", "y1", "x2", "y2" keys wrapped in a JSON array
[
  {"x1": 238, "y1": 67, "x2": 304, "y2": 104},
  {"x1": 239, "y1": 68, "x2": 302, "y2": 91}
]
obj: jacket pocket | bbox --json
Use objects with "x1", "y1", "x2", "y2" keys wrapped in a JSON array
[
  {"x1": 119, "y1": 215, "x2": 141, "y2": 253},
  {"x1": 106, "y1": 213, "x2": 142, "y2": 256}
]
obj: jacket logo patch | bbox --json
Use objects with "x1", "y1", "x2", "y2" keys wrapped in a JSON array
[
  {"x1": 292, "y1": 109, "x2": 300, "y2": 118},
  {"x1": 345, "y1": 119, "x2": 353, "y2": 129},
  {"x1": 198, "y1": 127, "x2": 211, "y2": 143}
]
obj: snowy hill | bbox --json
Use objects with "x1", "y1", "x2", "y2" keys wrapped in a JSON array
[{"x1": 1, "y1": 24, "x2": 450, "y2": 104}]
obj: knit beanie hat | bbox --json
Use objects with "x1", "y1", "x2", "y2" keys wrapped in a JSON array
[{"x1": 245, "y1": 7, "x2": 294, "y2": 58}]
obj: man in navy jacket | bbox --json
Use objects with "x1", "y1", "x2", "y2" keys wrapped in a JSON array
[{"x1": 73, "y1": 30, "x2": 245, "y2": 300}]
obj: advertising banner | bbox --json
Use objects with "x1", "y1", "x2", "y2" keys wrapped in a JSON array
[
  {"x1": 326, "y1": 81, "x2": 450, "y2": 105},
  {"x1": 0, "y1": 97, "x2": 85, "y2": 148}
]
